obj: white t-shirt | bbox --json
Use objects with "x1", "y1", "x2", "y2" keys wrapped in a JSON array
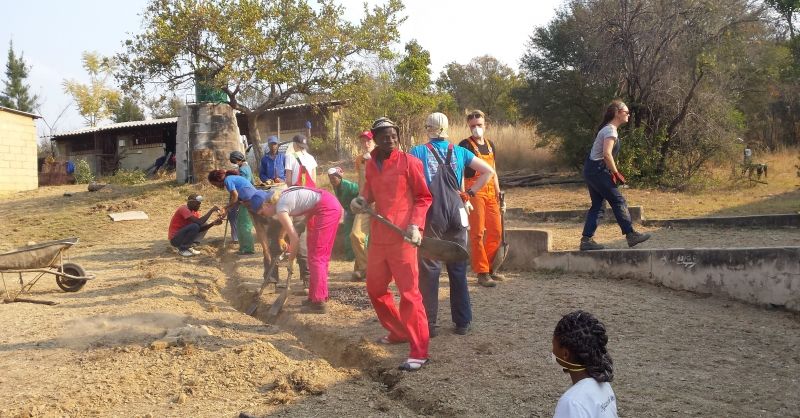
[
  {"x1": 276, "y1": 188, "x2": 321, "y2": 216},
  {"x1": 553, "y1": 378, "x2": 618, "y2": 418},
  {"x1": 284, "y1": 151, "x2": 318, "y2": 185},
  {"x1": 589, "y1": 125, "x2": 618, "y2": 161}
]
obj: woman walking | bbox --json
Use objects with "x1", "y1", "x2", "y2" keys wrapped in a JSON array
[
  {"x1": 243, "y1": 186, "x2": 342, "y2": 313},
  {"x1": 580, "y1": 100, "x2": 650, "y2": 250}
]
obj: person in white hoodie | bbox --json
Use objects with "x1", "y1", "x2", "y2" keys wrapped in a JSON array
[{"x1": 551, "y1": 310, "x2": 618, "y2": 418}]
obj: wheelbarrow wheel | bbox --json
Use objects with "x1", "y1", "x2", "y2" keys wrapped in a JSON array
[{"x1": 57, "y1": 263, "x2": 87, "y2": 292}]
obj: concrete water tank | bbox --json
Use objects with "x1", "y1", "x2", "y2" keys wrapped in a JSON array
[{"x1": 176, "y1": 103, "x2": 244, "y2": 184}]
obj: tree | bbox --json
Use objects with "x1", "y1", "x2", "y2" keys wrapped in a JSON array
[
  {"x1": 145, "y1": 95, "x2": 184, "y2": 119},
  {"x1": 516, "y1": 0, "x2": 766, "y2": 186},
  {"x1": 117, "y1": 0, "x2": 405, "y2": 162},
  {"x1": 63, "y1": 51, "x2": 121, "y2": 127},
  {"x1": 0, "y1": 40, "x2": 39, "y2": 112},
  {"x1": 437, "y1": 56, "x2": 522, "y2": 123},
  {"x1": 111, "y1": 95, "x2": 145, "y2": 123},
  {"x1": 766, "y1": 0, "x2": 800, "y2": 38}
]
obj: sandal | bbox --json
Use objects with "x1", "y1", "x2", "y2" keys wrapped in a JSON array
[
  {"x1": 398, "y1": 358, "x2": 429, "y2": 372},
  {"x1": 376, "y1": 335, "x2": 407, "y2": 345}
]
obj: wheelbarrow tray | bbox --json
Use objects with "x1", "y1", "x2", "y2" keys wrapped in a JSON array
[{"x1": 0, "y1": 238, "x2": 79, "y2": 271}]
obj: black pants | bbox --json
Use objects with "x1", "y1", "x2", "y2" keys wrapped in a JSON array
[{"x1": 170, "y1": 223, "x2": 207, "y2": 251}]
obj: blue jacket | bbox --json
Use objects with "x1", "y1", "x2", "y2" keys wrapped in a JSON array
[{"x1": 259, "y1": 152, "x2": 286, "y2": 182}]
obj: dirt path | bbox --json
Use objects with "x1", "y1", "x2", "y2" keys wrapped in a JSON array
[{"x1": 1, "y1": 181, "x2": 798, "y2": 417}]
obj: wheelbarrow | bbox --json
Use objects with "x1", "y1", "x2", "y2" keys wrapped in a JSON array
[{"x1": 0, "y1": 237, "x2": 95, "y2": 305}]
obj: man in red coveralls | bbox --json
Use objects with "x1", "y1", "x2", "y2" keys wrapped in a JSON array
[{"x1": 350, "y1": 117, "x2": 433, "y2": 372}]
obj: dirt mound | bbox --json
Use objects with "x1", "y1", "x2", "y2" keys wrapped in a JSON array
[{"x1": 58, "y1": 312, "x2": 188, "y2": 349}]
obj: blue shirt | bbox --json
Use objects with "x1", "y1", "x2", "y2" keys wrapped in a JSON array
[
  {"x1": 224, "y1": 175, "x2": 256, "y2": 197},
  {"x1": 409, "y1": 139, "x2": 475, "y2": 186},
  {"x1": 259, "y1": 152, "x2": 286, "y2": 182},
  {"x1": 238, "y1": 163, "x2": 253, "y2": 183}
]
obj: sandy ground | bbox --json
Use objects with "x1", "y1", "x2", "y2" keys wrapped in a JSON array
[{"x1": 0, "y1": 180, "x2": 799, "y2": 417}]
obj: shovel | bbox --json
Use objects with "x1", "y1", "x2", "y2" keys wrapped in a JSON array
[
  {"x1": 246, "y1": 252, "x2": 287, "y2": 316},
  {"x1": 266, "y1": 263, "x2": 293, "y2": 323},
  {"x1": 364, "y1": 207, "x2": 469, "y2": 263},
  {"x1": 218, "y1": 217, "x2": 229, "y2": 257},
  {"x1": 491, "y1": 191, "x2": 509, "y2": 272}
]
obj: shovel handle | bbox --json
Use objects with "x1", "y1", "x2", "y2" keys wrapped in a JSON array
[{"x1": 364, "y1": 207, "x2": 410, "y2": 238}]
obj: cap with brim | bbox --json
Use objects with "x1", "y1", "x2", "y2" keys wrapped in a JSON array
[
  {"x1": 267, "y1": 136, "x2": 279, "y2": 144},
  {"x1": 292, "y1": 134, "x2": 308, "y2": 149},
  {"x1": 247, "y1": 189, "x2": 274, "y2": 211},
  {"x1": 359, "y1": 130, "x2": 374, "y2": 141},
  {"x1": 327, "y1": 167, "x2": 343, "y2": 177},
  {"x1": 188, "y1": 193, "x2": 203, "y2": 202}
]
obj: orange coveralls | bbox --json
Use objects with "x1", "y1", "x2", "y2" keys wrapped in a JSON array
[
  {"x1": 363, "y1": 149, "x2": 432, "y2": 359},
  {"x1": 462, "y1": 137, "x2": 502, "y2": 275}
]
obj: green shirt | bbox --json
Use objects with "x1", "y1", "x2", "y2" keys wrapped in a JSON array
[{"x1": 334, "y1": 179, "x2": 360, "y2": 216}]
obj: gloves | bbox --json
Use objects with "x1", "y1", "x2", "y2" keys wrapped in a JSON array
[
  {"x1": 350, "y1": 196, "x2": 368, "y2": 214},
  {"x1": 405, "y1": 225, "x2": 422, "y2": 246},
  {"x1": 278, "y1": 238, "x2": 288, "y2": 251},
  {"x1": 464, "y1": 200, "x2": 474, "y2": 215},
  {"x1": 611, "y1": 171, "x2": 626, "y2": 185}
]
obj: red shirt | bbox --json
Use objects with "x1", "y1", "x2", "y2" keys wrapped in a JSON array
[
  {"x1": 168, "y1": 205, "x2": 199, "y2": 240},
  {"x1": 363, "y1": 149, "x2": 432, "y2": 245}
]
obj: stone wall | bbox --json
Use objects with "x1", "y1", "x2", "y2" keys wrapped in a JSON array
[
  {"x1": 176, "y1": 103, "x2": 244, "y2": 184},
  {"x1": 0, "y1": 110, "x2": 38, "y2": 192}
]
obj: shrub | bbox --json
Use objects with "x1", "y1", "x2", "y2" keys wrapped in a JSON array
[
  {"x1": 108, "y1": 169, "x2": 148, "y2": 185},
  {"x1": 74, "y1": 159, "x2": 94, "y2": 184}
]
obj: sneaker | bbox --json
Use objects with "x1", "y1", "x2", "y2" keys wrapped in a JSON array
[
  {"x1": 179, "y1": 250, "x2": 195, "y2": 257},
  {"x1": 489, "y1": 272, "x2": 506, "y2": 281},
  {"x1": 300, "y1": 301, "x2": 327, "y2": 314},
  {"x1": 477, "y1": 273, "x2": 496, "y2": 288},
  {"x1": 188, "y1": 247, "x2": 201, "y2": 255},
  {"x1": 626, "y1": 231, "x2": 651, "y2": 248},
  {"x1": 579, "y1": 236, "x2": 605, "y2": 251},
  {"x1": 454, "y1": 323, "x2": 471, "y2": 335}
]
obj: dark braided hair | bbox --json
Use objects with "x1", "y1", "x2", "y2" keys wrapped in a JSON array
[
  {"x1": 553, "y1": 310, "x2": 614, "y2": 383},
  {"x1": 207, "y1": 169, "x2": 227, "y2": 183}
]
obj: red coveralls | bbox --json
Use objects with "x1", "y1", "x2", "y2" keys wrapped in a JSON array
[{"x1": 363, "y1": 149, "x2": 433, "y2": 359}]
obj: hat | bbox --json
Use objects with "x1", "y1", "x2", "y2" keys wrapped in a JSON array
[
  {"x1": 370, "y1": 117, "x2": 399, "y2": 135},
  {"x1": 229, "y1": 150, "x2": 245, "y2": 162},
  {"x1": 267, "y1": 136, "x2": 279, "y2": 144},
  {"x1": 327, "y1": 167, "x2": 343, "y2": 177},
  {"x1": 188, "y1": 193, "x2": 203, "y2": 202},
  {"x1": 359, "y1": 130, "x2": 374, "y2": 141},
  {"x1": 292, "y1": 134, "x2": 308, "y2": 150},
  {"x1": 425, "y1": 112, "x2": 449, "y2": 138},
  {"x1": 247, "y1": 189, "x2": 274, "y2": 210}
]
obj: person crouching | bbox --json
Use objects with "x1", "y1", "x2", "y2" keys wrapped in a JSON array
[{"x1": 167, "y1": 193, "x2": 223, "y2": 257}]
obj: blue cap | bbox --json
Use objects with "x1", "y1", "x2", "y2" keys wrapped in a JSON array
[
  {"x1": 267, "y1": 136, "x2": 279, "y2": 144},
  {"x1": 245, "y1": 189, "x2": 274, "y2": 211}
]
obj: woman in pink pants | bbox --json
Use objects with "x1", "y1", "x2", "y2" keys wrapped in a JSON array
[{"x1": 246, "y1": 186, "x2": 342, "y2": 313}]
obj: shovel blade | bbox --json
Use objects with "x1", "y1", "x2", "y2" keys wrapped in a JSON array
[
  {"x1": 419, "y1": 237, "x2": 470, "y2": 263},
  {"x1": 491, "y1": 242, "x2": 509, "y2": 272},
  {"x1": 266, "y1": 289, "x2": 288, "y2": 322}
]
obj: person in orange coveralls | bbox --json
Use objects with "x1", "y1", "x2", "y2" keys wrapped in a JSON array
[
  {"x1": 458, "y1": 110, "x2": 506, "y2": 287},
  {"x1": 350, "y1": 117, "x2": 433, "y2": 372}
]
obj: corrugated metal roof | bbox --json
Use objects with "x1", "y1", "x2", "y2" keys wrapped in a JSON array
[
  {"x1": 52, "y1": 117, "x2": 178, "y2": 138},
  {"x1": 0, "y1": 105, "x2": 40, "y2": 119},
  {"x1": 262, "y1": 100, "x2": 345, "y2": 113}
]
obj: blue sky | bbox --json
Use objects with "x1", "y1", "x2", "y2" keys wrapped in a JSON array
[{"x1": 2, "y1": 0, "x2": 561, "y2": 137}]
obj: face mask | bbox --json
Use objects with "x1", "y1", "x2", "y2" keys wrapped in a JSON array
[
  {"x1": 471, "y1": 126, "x2": 484, "y2": 139},
  {"x1": 550, "y1": 352, "x2": 586, "y2": 372}
]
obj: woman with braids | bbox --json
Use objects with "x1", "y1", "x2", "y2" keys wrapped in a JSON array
[
  {"x1": 241, "y1": 186, "x2": 342, "y2": 314},
  {"x1": 580, "y1": 100, "x2": 650, "y2": 251},
  {"x1": 551, "y1": 310, "x2": 618, "y2": 418}
]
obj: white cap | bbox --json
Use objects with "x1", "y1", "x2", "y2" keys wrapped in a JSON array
[{"x1": 425, "y1": 112, "x2": 449, "y2": 139}]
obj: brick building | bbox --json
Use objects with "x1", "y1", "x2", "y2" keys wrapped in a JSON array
[{"x1": 0, "y1": 106, "x2": 40, "y2": 192}]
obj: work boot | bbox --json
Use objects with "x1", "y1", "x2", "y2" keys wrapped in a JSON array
[
  {"x1": 300, "y1": 301, "x2": 327, "y2": 314},
  {"x1": 477, "y1": 273, "x2": 497, "y2": 288},
  {"x1": 579, "y1": 236, "x2": 604, "y2": 251},
  {"x1": 490, "y1": 272, "x2": 506, "y2": 281},
  {"x1": 626, "y1": 231, "x2": 651, "y2": 248},
  {"x1": 454, "y1": 323, "x2": 471, "y2": 335}
]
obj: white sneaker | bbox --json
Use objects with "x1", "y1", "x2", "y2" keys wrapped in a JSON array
[
  {"x1": 188, "y1": 247, "x2": 201, "y2": 255},
  {"x1": 179, "y1": 250, "x2": 195, "y2": 257}
]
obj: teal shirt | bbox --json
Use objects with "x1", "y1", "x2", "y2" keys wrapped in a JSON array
[{"x1": 238, "y1": 163, "x2": 253, "y2": 183}]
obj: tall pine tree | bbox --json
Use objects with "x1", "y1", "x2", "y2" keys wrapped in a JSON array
[{"x1": 0, "y1": 40, "x2": 39, "y2": 112}]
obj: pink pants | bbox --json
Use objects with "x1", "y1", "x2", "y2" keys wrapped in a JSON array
[{"x1": 306, "y1": 190, "x2": 343, "y2": 303}]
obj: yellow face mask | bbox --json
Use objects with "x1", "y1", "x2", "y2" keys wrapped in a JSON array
[{"x1": 550, "y1": 352, "x2": 586, "y2": 372}]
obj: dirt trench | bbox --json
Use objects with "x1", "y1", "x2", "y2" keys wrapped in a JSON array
[{"x1": 218, "y1": 255, "x2": 452, "y2": 417}]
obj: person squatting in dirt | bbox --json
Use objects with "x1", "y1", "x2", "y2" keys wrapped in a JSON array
[
  {"x1": 551, "y1": 310, "x2": 618, "y2": 418},
  {"x1": 350, "y1": 117, "x2": 434, "y2": 372},
  {"x1": 167, "y1": 193, "x2": 223, "y2": 257},
  {"x1": 350, "y1": 130, "x2": 376, "y2": 281},
  {"x1": 207, "y1": 169, "x2": 258, "y2": 257},
  {"x1": 242, "y1": 186, "x2": 343, "y2": 314},
  {"x1": 580, "y1": 100, "x2": 650, "y2": 251},
  {"x1": 458, "y1": 109, "x2": 506, "y2": 288},
  {"x1": 409, "y1": 112, "x2": 495, "y2": 338}
]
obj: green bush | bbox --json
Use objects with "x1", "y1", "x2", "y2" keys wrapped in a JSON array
[
  {"x1": 74, "y1": 159, "x2": 94, "y2": 184},
  {"x1": 309, "y1": 136, "x2": 338, "y2": 162},
  {"x1": 108, "y1": 169, "x2": 148, "y2": 185}
]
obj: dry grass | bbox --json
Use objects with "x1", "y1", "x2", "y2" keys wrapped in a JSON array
[{"x1": 446, "y1": 123, "x2": 562, "y2": 172}]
